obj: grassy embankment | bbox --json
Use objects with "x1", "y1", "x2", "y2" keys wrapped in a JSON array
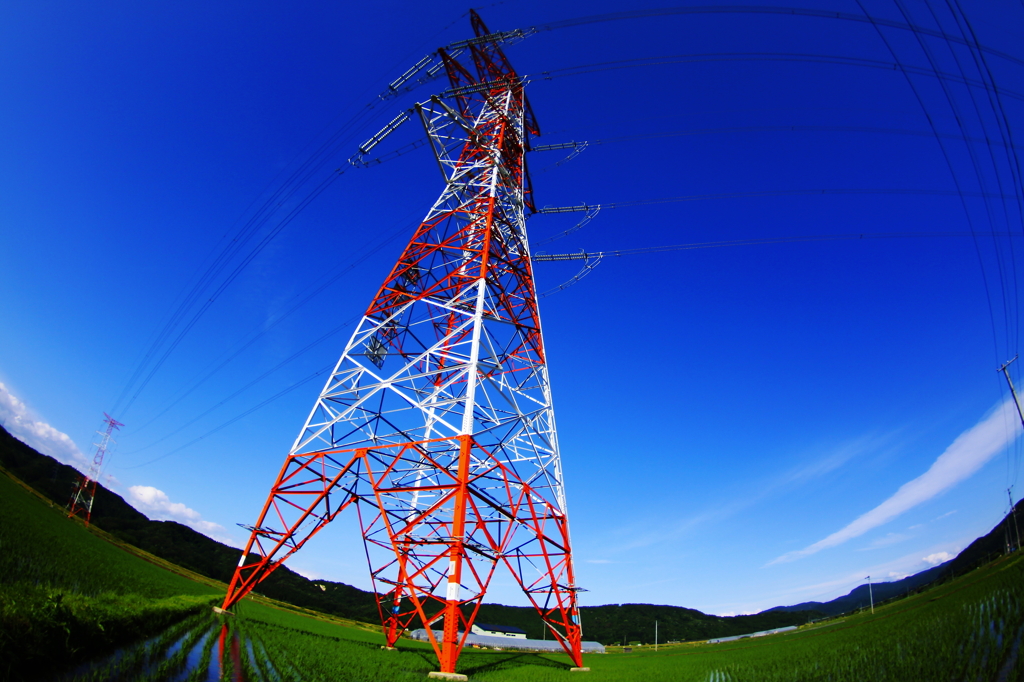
[
  {"x1": 0, "y1": 463, "x2": 389, "y2": 681},
  {"x1": 0, "y1": 467, "x2": 218, "y2": 679}
]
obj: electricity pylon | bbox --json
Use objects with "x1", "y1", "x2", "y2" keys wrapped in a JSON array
[
  {"x1": 221, "y1": 12, "x2": 585, "y2": 676},
  {"x1": 68, "y1": 412, "x2": 123, "y2": 526}
]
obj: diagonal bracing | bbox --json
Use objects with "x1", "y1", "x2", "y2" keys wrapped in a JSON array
[{"x1": 221, "y1": 10, "x2": 583, "y2": 674}]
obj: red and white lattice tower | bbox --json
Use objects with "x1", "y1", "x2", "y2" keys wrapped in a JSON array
[
  {"x1": 68, "y1": 412, "x2": 123, "y2": 526},
  {"x1": 221, "y1": 12, "x2": 585, "y2": 675}
]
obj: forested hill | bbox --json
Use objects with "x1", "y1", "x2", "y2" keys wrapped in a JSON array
[
  {"x1": 2, "y1": 425, "x2": 823, "y2": 643},
  {"x1": 766, "y1": 564, "x2": 949, "y2": 617},
  {"x1": 473, "y1": 601, "x2": 824, "y2": 645}
]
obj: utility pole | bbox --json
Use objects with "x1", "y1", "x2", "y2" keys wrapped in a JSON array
[
  {"x1": 866, "y1": 576, "x2": 874, "y2": 614},
  {"x1": 1009, "y1": 487, "x2": 1021, "y2": 552},
  {"x1": 655, "y1": 620, "x2": 658, "y2": 652},
  {"x1": 999, "y1": 357, "x2": 1024, "y2": 428}
]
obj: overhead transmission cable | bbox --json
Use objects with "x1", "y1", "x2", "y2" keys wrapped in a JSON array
[
  {"x1": 124, "y1": 39, "x2": 1024, "y2": 432},
  {"x1": 854, "y1": 0, "x2": 1005, "y2": 377},
  {"x1": 118, "y1": 6, "x2": 1024, "y2": 467},
  {"x1": 122, "y1": 363, "x2": 334, "y2": 470},
  {"x1": 938, "y1": 0, "x2": 1024, "y2": 491},
  {"x1": 524, "y1": 53, "x2": 1024, "y2": 103},
  {"x1": 128, "y1": 230, "x2": 1016, "y2": 461},
  {"x1": 533, "y1": 231, "x2": 1016, "y2": 296},
  {"x1": 111, "y1": 22, "x2": 537, "y2": 456},
  {"x1": 537, "y1": 188, "x2": 1022, "y2": 215},
  {"x1": 896, "y1": 0, "x2": 1017, "y2": 359},
  {"x1": 941, "y1": 0, "x2": 1024, "y2": 357},
  {"x1": 526, "y1": 6, "x2": 1024, "y2": 68},
  {"x1": 534, "y1": 125, "x2": 1024, "y2": 172},
  {"x1": 112, "y1": 169, "x2": 345, "y2": 420},
  {"x1": 369, "y1": 124, "x2": 1024, "y2": 174},
  {"x1": 124, "y1": 313, "x2": 361, "y2": 455},
  {"x1": 532, "y1": 189, "x2": 1024, "y2": 249},
  {"x1": 126, "y1": 209, "x2": 421, "y2": 437},
  {"x1": 108, "y1": 21, "x2": 507, "y2": 423}
]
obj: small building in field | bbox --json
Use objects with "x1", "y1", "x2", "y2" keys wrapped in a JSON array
[
  {"x1": 408, "y1": 628, "x2": 606, "y2": 653},
  {"x1": 471, "y1": 623, "x2": 527, "y2": 639}
]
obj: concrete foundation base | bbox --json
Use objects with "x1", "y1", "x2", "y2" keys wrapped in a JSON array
[
  {"x1": 427, "y1": 672, "x2": 468, "y2": 681},
  {"x1": 211, "y1": 607, "x2": 233, "y2": 616},
  {"x1": 380, "y1": 646, "x2": 397, "y2": 651},
  {"x1": 570, "y1": 668, "x2": 591, "y2": 672}
]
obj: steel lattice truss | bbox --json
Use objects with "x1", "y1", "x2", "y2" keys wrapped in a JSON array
[
  {"x1": 68, "y1": 412, "x2": 122, "y2": 526},
  {"x1": 221, "y1": 11, "x2": 583, "y2": 673}
]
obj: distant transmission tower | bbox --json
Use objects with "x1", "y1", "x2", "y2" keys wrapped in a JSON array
[
  {"x1": 221, "y1": 11, "x2": 587, "y2": 677},
  {"x1": 68, "y1": 412, "x2": 123, "y2": 526}
]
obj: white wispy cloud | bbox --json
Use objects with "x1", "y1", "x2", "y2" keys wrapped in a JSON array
[
  {"x1": 0, "y1": 382, "x2": 88, "y2": 469},
  {"x1": 769, "y1": 398, "x2": 1019, "y2": 565},
  {"x1": 780, "y1": 435, "x2": 888, "y2": 487},
  {"x1": 127, "y1": 485, "x2": 232, "y2": 543},
  {"x1": 860, "y1": 532, "x2": 909, "y2": 550},
  {"x1": 613, "y1": 435, "x2": 889, "y2": 553}
]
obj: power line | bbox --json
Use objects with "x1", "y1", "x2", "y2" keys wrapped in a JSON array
[
  {"x1": 534, "y1": 231, "x2": 1011, "y2": 261},
  {"x1": 536, "y1": 188, "x2": 1023, "y2": 215},
  {"x1": 526, "y1": 53, "x2": 1024, "y2": 103},
  {"x1": 530, "y1": 6, "x2": 1024, "y2": 68},
  {"x1": 122, "y1": 364, "x2": 333, "y2": 469},
  {"x1": 533, "y1": 231, "x2": 1016, "y2": 296},
  {"x1": 126, "y1": 210, "x2": 420, "y2": 438}
]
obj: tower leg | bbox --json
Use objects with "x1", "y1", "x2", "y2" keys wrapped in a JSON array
[{"x1": 438, "y1": 434, "x2": 471, "y2": 673}]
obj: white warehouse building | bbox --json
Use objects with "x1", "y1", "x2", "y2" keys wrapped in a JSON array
[{"x1": 408, "y1": 627, "x2": 606, "y2": 654}]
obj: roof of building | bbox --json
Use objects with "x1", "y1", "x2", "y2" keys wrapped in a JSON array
[
  {"x1": 473, "y1": 623, "x2": 527, "y2": 634},
  {"x1": 409, "y1": 629, "x2": 606, "y2": 654}
]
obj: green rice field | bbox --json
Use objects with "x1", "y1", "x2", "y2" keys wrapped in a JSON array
[
  {"x1": 51, "y1": 539, "x2": 1024, "y2": 681},
  {"x1": 3, "y1": 466, "x2": 1023, "y2": 681}
]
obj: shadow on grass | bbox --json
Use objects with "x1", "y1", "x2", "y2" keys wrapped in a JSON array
[
  {"x1": 392, "y1": 644, "x2": 571, "y2": 676},
  {"x1": 456, "y1": 650, "x2": 573, "y2": 676}
]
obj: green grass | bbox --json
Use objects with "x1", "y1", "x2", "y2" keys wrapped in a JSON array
[
  {"x1": 232, "y1": 598, "x2": 395, "y2": 644},
  {"x1": 0, "y1": 471, "x2": 219, "y2": 679},
  {"x1": 464, "y1": 552, "x2": 1024, "y2": 682},
  {"x1": 217, "y1": 550, "x2": 1024, "y2": 681}
]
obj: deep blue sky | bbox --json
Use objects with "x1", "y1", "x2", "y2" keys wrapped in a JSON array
[{"x1": 2, "y1": 0, "x2": 1024, "y2": 615}]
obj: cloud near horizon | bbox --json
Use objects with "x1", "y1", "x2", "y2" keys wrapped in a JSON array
[
  {"x1": 923, "y1": 551, "x2": 955, "y2": 566},
  {"x1": 127, "y1": 485, "x2": 230, "y2": 542},
  {"x1": 769, "y1": 397, "x2": 1020, "y2": 565},
  {"x1": 0, "y1": 382, "x2": 88, "y2": 469}
]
